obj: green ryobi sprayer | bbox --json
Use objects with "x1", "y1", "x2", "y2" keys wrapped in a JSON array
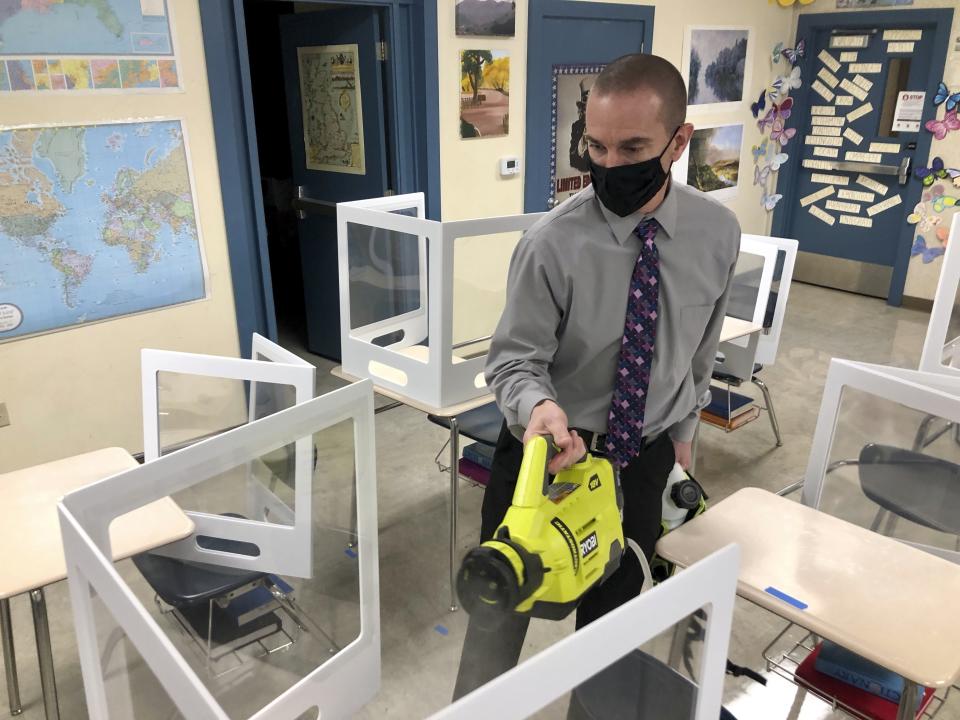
[{"x1": 456, "y1": 434, "x2": 707, "y2": 628}]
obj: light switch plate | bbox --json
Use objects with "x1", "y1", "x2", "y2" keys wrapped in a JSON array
[{"x1": 0, "y1": 403, "x2": 9, "y2": 428}]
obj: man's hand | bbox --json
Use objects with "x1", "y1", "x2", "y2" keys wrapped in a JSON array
[
  {"x1": 524, "y1": 400, "x2": 587, "y2": 474},
  {"x1": 673, "y1": 439, "x2": 693, "y2": 470}
]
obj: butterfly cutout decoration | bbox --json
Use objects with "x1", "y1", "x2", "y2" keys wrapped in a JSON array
[
  {"x1": 770, "y1": 76, "x2": 785, "y2": 98},
  {"x1": 759, "y1": 98, "x2": 793, "y2": 133},
  {"x1": 751, "y1": 139, "x2": 769, "y2": 164},
  {"x1": 768, "y1": 152, "x2": 789, "y2": 171},
  {"x1": 772, "y1": 42, "x2": 784, "y2": 64},
  {"x1": 933, "y1": 82, "x2": 960, "y2": 113},
  {"x1": 915, "y1": 157, "x2": 950, "y2": 186},
  {"x1": 937, "y1": 227, "x2": 950, "y2": 246},
  {"x1": 771, "y1": 117, "x2": 797, "y2": 147},
  {"x1": 761, "y1": 191, "x2": 783, "y2": 211},
  {"x1": 754, "y1": 164, "x2": 772, "y2": 186},
  {"x1": 776, "y1": 66, "x2": 803, "y2": 93},
  {"x1": 758, "y1": 108, "x2": 776, "y2": 133},
  {"x1": 922, "y1": 184, "x2": 945, "y2": 202},
  {"x1": 911, "y1": 235, "x2": 946, "y2": 264},
  {"x1": 908, "y1": 203, "x2": 943, "y2": 233},
  {"x1": 931, "y1": 195, "x2": 958, "y2": 214},
  {"x1": 781, "y1": 39, "x2": 806, "y2": 66},
  {"x1": 751, "y1": 88, "x2": 768, "y2": 118},
  {"x1": 925, "y1": 109, "x2": 960, "y2": 140}
]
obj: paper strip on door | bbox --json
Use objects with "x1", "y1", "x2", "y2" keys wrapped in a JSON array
[
  {"x1": 805, "y1": 135, "x2": 843, "y2": 146},
  {"x1": 840, "y1": 52, "x2": 859, "y2": 62},
  {"x1": 840, "y1": 215, "x2": 873, "y2": 228},
  {"x1": 849, "y1": 63, "x2": 882, "y2": 74},
  {"x1": 804, "y1": 159, "x2": 839, "y2": 171},
  {"x1": 838, "y1": 189, "x2": 874, "y2": 202},
  {"x1": 857, "y1": 175, "x2": 888, "y2": 195},
  {"x1": 812, "y1": 105, "x2": 836, "y2": 116},
  {"x1": 811, "y1": 173, "x2": 849, "y2": 185},
  {"x1": 818, "y1": 67, "x2": 840, "y2": 89},
  {"x1": 826, "y1": 200, "x2": 861, "y2": 213},
  {"x1": 830, "y1": 35, "x2": 870, "y2": 49},
  {"x1": 836, "y1": 96, "x2": 854, "y2": 106},
  {"x1": 812, "y1": 80, "x2": 836, "y2": 102},
  {"x1": 801, "y1": 186, "x2": 836, "y2": 207},
  {"x1": 843, "y1": 128, "x2": 864, "y2": 145},
  {"x1": 852, "y1": 75, "x2": 874, "y2": 92},
  {"x1": 809, "y1": 206, "x2": 836, "y2": 225},
  {"x1": 847, "y1": 103, "x2": 874, "y2": 122},
  {"x1": 812, "y1": 116, "x2": 846, "y2": 127},
  {"x1": 846, "y1": 151, "x2": 882, "y2": 163},
  {"x1": 867, "y1": 195, "x2": 902, "y2": 216},
  {"x1": 840, "y1": 79, "x2": 868, "y2": 102},
  {"x1": 887, "y1": 42, "x2": 915, "y2": 53},
  {"x1": 883, "y1": 30, "x2": 922, "y2": 41},
  {"x1": 814, "y1": 147, "x2": 840, "y2": 158},
  {"x1": 818, "y1": 49, "x2": 841, "y2": 73},
  {"x1": 869, "y1": 142, "x2": 900, "y2": 154},
  {"x1": 812, "y1": 126, "x2": 842, "y2": 136}
]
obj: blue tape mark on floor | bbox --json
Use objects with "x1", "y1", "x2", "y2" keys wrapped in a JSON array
[
  {"x1": 434, "y1": 625, "x2": 449, "y2": 636},
  {"x1": 765, "y1": 586, "x2": 808, "y2": 610},
  {"x1": 344, "y1": 548, "x2": 358, "y2": 559}
]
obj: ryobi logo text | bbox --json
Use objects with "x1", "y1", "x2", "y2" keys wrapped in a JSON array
[
  {"x1": 579, "y1": 531, "x2": 599, "y2": 558},
  {"x1": 588, "y1": 474, "x2": 601, "y2": 491},
  {"x1": 550, "y1": 518, "x2": 580, "y2": 573}
]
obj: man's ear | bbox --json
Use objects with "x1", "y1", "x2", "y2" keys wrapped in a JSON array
[{"x1": 669, "y1": 123, "x2": 694, "y2": 163}]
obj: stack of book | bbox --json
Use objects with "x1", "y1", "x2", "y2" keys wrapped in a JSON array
[
  {"x1": 700, "y1": 387, "x2": 760, "y2": 431},
  {"x1": 458, "y1": 442, "x2": 495, "y2": 486}
]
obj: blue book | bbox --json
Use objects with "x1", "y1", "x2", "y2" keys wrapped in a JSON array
[
  {"x1": 815, "y1": 640, "x2": 924, "y2": 705},
  {"x1": 463, "y1": 442, "x2": 495, "y2": 469},
  {"x1": 705, "y1": 388, "x2": 753, "y2": 420}
]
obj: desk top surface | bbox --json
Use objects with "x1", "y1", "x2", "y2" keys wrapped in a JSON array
[
  {"x1": 718, "y1": 317, "x2": 763, "y2": 343},
  {"x1": 331, "y1": 366, "x2": 494, "y2": 417},
  {"x1": 0, "y1": 447, "x2": 194, "y2": 598},
  {"x1": 656, "y1": 487, "x2": 960, "y2": 687}
]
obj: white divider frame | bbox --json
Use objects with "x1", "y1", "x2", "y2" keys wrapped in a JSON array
[
  {"x1": 58, "y1": 381, "x2": 380, "y2": 720},
  {"x1": 741, "y1": 234, "x2": 799, "y2": 367},
  {"x1": 802, "y1": 358, "x2": 960, "y2": 563},
  {"x1": 141, "y1": 336, "x2": 316, "y2": 578},
  {"x1": 920, "y1": 214, "x2": 960, "y2": 376},
  {"x1": 337, "y1": 192, "x2": 544, "y2": 407},
  {"x1": 431, "y1": 544, "x2": 740, "y2": 720}
]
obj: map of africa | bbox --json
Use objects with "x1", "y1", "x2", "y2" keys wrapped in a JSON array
[
  {"x1": 0, "y1": 0, "x2": 172, "y2": 55},
  {"x1": 0, "y1": 120, "x2": 206, "y2": 341}
]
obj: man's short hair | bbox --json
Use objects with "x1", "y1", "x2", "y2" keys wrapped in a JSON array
[{"x1": 592, "y1": 54, "x2": 688, "y2": 131}]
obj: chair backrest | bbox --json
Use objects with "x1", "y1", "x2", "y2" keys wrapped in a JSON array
[
  {"x1": 920, "y1": 214, "x2": 960, "y2": 376},
  {"x1": 802, "y1": 358, "x2": 960, "y2": 564},
  {"x1": 430, "y1": 545, "x2": 740, "y2": 720},
  {"x1": 722, "y1": 237, "x2": 778, "y2": 352},
  {"x1": 740, "y1": 234, "x2": 798, "y2": 367}
]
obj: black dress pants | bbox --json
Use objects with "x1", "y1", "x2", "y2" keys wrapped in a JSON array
[{"x1": 452, "y1": 421, "x2": 676, "y2": 700}]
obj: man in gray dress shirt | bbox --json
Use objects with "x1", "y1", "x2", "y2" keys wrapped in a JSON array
[{"x1": 453, "y1": 53, "x2": 741, "y2": 699}]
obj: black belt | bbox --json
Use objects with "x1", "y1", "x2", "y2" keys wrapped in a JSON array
[{"x1": 573, "y1": 429, "x2": 661, "y2": 456}]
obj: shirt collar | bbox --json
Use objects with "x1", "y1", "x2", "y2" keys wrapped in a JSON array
[{"x1": 597, "y1": 178, "x2": 679, "y2": 246}]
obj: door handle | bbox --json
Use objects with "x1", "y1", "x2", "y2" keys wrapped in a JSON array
[
  {"x1": 805, "y1": 159, "x2": 902, "y2": 176},
  {"x1": 293, "y1": 185, "x2": 337, "y2": 219},
  {"x1": 898, "y1": 156, "x2": 911, "y2": 186}
]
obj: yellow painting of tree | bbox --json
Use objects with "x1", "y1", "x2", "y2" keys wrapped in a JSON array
[{"x1": 460, "y1": 50, "x2": 510, "y2": 139}]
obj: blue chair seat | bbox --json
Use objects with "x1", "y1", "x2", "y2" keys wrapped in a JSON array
[{"x1": 427, "y1": 401, "x2": 503, "y2": 446}]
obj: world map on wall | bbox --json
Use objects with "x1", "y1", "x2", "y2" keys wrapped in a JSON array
[
  {"x1": 0, "y1": 120, "x2": 206, "y2": 341},
  {"x1": 0, "y1": 0, "x2": 173, "y2": 55}
]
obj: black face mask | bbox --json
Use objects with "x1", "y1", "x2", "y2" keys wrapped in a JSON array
[{"x1": 588, "y1": 129, "x2": 680, "y2": 217}]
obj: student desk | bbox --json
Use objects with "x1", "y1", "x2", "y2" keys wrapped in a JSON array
[
  {"x1": 656, "y1": 487, "x2": 960, "y2": 720},
  {"x1": 0, "y1": 448, "x2": 194, "y2": 719}
]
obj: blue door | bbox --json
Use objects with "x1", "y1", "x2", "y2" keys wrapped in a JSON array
[
  {"x1": 524, "y1": 1, "x2": 654, "y2": 213},
  {"x1": 771, "y1": 9, "x2": 953, "y2": 304},
  {"x1": 280, "y1": 7, "x2": 390, "y2": 359}
]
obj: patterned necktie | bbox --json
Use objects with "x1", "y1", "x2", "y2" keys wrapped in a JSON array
[{"x1": 606, "y1": 217, "x2": 660, "y2": 469}]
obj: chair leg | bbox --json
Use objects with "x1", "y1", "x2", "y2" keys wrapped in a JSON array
[
  {"x1": 869, "y1": 508, "x2": 888, "y2": 533},
  {"x1": 751, "y1": 377, "x2": 783, "y2": 447}
]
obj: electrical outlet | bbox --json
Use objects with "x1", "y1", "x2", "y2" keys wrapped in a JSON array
[{"x1": 0, "y1": 403, "x2": 9, "y2": 428}]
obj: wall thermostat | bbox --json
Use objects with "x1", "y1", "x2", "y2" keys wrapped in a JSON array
[{"x1": 500, "y1": 156, "x2": 521, "y2": 177}]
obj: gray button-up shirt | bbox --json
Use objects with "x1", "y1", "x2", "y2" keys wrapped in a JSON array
[{"x1": 485, "y1": 180, "x2": 741, "y2": 443}]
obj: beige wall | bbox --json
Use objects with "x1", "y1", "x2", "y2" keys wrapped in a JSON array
[
  {"x1": 0, "y1": 0, "x2": 240, "y2": 471},
  {"x1": 793, "y1": 0, "x2": 960, "y2": 301}
]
